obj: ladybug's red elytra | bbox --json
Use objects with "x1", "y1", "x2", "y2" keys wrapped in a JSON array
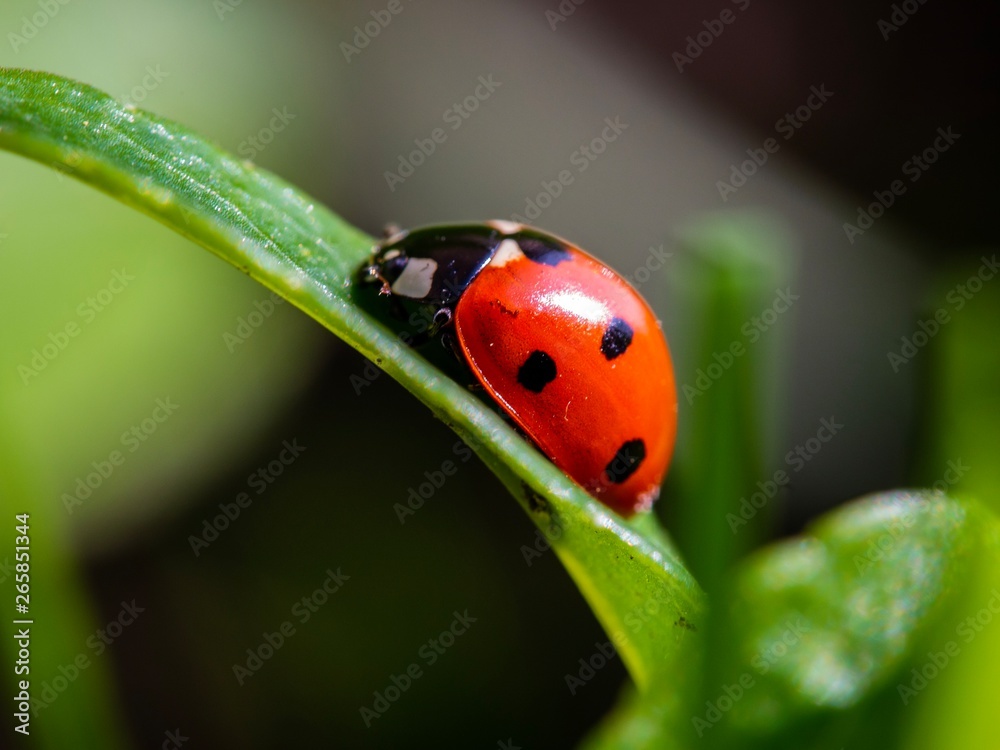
[{"x1": 362, "y1": 221, "x2": 677, "y2": 516}]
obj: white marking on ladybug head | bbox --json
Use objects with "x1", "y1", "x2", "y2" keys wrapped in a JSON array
[
  {"x1": 487, "y1": 220, "x2": 523, "y2": 235},
  {"x1": 381, "y1": 249, "x2": 402, "y2": 261},
  {"x1": 490, "y1": 238, "x2": 525, "y2": 268},
  {"x1": 391, "y1": 257, "x2": 437, "y2": 299}
]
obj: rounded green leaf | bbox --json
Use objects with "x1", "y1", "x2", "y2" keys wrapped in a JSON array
[{"x1": 584, "y1": 491, "x2": 1000, "y2": 749}]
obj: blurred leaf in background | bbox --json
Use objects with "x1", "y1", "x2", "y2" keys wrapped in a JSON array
[
  {"x1": 0, "y1": 0, "x2": 335, "y2": 550},
  {"x1": 0, "y1": 3, "x2": 336, "y2": 748}
]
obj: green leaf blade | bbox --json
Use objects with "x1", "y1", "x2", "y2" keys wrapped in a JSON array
[{"x1": 0, "y1": 68, "x2": 705, "y2": 698}]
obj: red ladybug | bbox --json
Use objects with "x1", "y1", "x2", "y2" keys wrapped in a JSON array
[{"x1": 362, "y1": 221, "x2": 677, "y2": 516}]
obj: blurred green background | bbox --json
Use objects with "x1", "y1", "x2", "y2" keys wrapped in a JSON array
[{"x1": 0, "y1": 1, "x2": 996, "y2": 748}]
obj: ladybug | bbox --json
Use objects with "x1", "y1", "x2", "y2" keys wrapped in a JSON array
[{"x1": 362, "y1": 220, "x2": 677, "y2": 516}]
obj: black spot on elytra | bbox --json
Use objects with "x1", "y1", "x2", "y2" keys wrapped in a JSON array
[
  {"x1": 604, "y1": 439, "x2": 646, "y2": 484},
  {"x1": 600, "y1": 317, "x2": 634, "y2": 360},
  {"x1": 517, "y1": 350, "x2": 557, "y2": 393},
  {"x1": 518, "y1": 237, "x2": 572, "y2": 267}
]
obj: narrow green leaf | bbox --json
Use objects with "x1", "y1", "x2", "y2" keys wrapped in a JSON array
[
  {"x1": 0, "y1": 68, "x2": 704, "y2": 692},
  {"x1": 909, "y1": 254, "x2": 1000, "y2": 750},
  {"x1": 666, "y1": 213, "x2": 794, "y2": 586},
  {"x1": 919, "y1": 254, "x2": 1000, "y2": 512}
]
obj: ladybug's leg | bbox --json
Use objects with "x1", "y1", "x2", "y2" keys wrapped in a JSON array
[
  {"x1": 429, "y1": 307, "x2": 453, "y2": 336},
  {"x1": 431, "y1": 309, "x2": 468, "y2": 363},
  {"x1": 439, "y1": 328, "x2": 464, "y2": 363},
  {"x1": 438, "y1": 330, "x2": 485, "y2": 392},
  {"x1": 407, "y1": 307, "x2": 453, "y2": 348}
]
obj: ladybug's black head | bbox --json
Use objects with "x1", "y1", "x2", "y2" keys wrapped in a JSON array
[
  {"x1": 362, "y1": 243, "x2": 413, "y2": 297},
  {"x1": 362, "y1": 224, "x2": 504, "y2": 306}
]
